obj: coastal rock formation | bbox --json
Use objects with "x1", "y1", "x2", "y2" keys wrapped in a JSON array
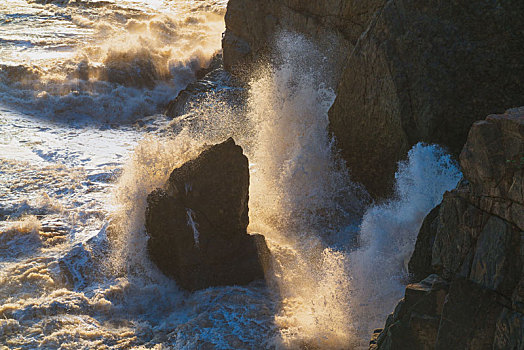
[
  {"x1": 328, "y1": 1, "x2": 524, "y2": 198},
  {"x1": 164, "y1": 54, "x2": 225, "y2": 118},
  {"x1": 223, "y1": 0, "x2": 524, "y2": 198},
  {"x1": 145, "y1": 138, "x2": 270, "y2": 291},
  {"x1": 223, "y1": 0, "x2": 384, "y2": 84},
  {"x1": 372, "y1": 109, "x2": 524, "y2": 349}
]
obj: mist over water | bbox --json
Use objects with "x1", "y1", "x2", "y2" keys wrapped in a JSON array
[{"x1": 0, "y1": 2, "x2": 462, "y2": 349}]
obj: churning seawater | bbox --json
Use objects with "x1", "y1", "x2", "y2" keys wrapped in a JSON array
[{"x1": 0, "y1": 1, "x2": 461, "y2": 349}]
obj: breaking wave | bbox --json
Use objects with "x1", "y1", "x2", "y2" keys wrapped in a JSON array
[
  {"x1": 0, "y1": 0, "x2": 225, "y2": 122},
  {"x1": 0, "y1": 2, "x2": 464, "y2": 346}
]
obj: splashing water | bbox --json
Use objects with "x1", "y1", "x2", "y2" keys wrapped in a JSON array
[
  {"x1": 0, "y1": 2, "x2": 464, "y2": 346},
  {"x1": 0, "y1": 0, "x2": 225, "y2": 122},
  {"x1": 246, "y1": 32, "x2": 369, "y2": 348},
  {"x1": 108, "y1": 32, "x2": 369, "y2": 348},
  {"x1": 348, "y1": 144, "x2": 461, "y2": 343}
]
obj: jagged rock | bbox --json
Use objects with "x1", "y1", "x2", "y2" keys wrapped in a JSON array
[
  {"x1": 374, "y1": 275, "x2": 449, "y2": 350},
  {"x1": 165, "y1": 54, "x2": 223, "y2": 118},
  {"x1": 430, "y1": 190, "x2": 491, "y2": 280},
  {"x1": 436, "y1": 278, "x2": 508, "y2": 350},
  {"x1": 373, "y1": 109, "x2": 524, "y2": 349},
  {"x1": 328, "y1": 1, "x2": 524, "y2": 198},
  {"x1": 407, "y1": 205, "x2": 440, "y2": 282},
  {"x1": 165, "y1": 79, "x2": 218, "y2": 118},
  {"x1": 164, "y1": 55, "x2": 246, "y2": 119},
  {"x1": 145, "y1": 138, "x2": 270, "y2": 291},
  {"x1": 460, "y1": 108, "x2": 524, "y2": 230}
]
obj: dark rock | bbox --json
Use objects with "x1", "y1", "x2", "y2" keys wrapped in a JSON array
[
  {"x1": 436, "y1": 278, "x2": 508, "y2": 350},
  {"x1": 375, "y1": 275, "x2": 449, "y2": 350},
  {"x1": 165, "y1": 79, "x2": 218, "y2": 118},
  {"x1": 430, "y1": 190, "x2": 489, "y2": 280},
  {"x1": 460, "y1": 108, "x2": 524, "y2": 229},
  {"x1": 328, "y1": 1, "x2": 524, "y2": 198},
  {"x1": 145, "y1": 138, "x2": 270, "y2": 291},
  {"x1": 222, "y1": 0, "x2": 383, "y2": 84},
  {"x1": 165, "y1": 55, "x2": 224, "y2": 118},
  {"x1": 408, "y1": 205, "x2": 440, "y2": 282},
  {"x1": 164, "y1": 54, "x2": 245, "y2": 119},
  {"x1": 373, "y1": 109, "x2": 524, "y2": 349}
]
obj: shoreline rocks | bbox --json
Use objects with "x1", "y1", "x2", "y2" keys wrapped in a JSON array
[
  {"x1": 145, "y1": 138, "x2": 270, "y2": 291},
  {"x1": 372, "y1": 108, "x2": 524, "y2": 349}
]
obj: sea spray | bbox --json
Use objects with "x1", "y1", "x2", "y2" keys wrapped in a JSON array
[
  {"x1": 348, "y1": 143, "x2": 462, "y2": 343},
  {"x1": 0, "y1": 2, "x2": 466, "y2": 344},
  {"x1": 246, "y1": 32, "x2": 369, "y2": 348},
  {"x1": 110, "y1": 134, "x2": 203, "y2": 277},
  {"x1": 109, "y1": 32, "x2": 462, "y2": 349}
]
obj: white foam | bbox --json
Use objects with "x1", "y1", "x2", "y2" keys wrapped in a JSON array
[
  {"x1": 186, "y1": 208, "x2": 200, "y2": 248},
  {"x1": 348, "y1": 143, "x2": 461, "y2": 342}
]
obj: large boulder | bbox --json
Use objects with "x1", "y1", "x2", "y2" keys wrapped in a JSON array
[
  {"x1": 329, "y1": 1, "x2": 524, "y2": 198},
  {"x1": 373, "y1": 109, "x2": 524, "y2": 349},
  {"x1": 145, "y1": 138, "x2": 270, "y2": 291}
]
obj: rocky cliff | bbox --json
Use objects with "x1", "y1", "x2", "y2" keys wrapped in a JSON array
[
  {"x1": 371, "y1": 108, "x2": 524, "y2": 349},
  {"x1": 223, "y1": 0, "x2": 384, "y2": 84},
  {"x1": 223, "y1": 0, "x2": 524, "y2": 198}
]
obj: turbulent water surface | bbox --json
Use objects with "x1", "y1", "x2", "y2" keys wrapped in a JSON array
[{"x1": 0, "y1": 1, "x2": 461, "y2": 349}]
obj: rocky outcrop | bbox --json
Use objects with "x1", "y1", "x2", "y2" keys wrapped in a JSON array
[
  {"x1": 223, "y1": 0, "x2": 524, "y2": 198},
  {"x1": 328, "y1": 1, "x2": 524, "y2": 197},
  {"x1": 222, "y1": 0, "x2": 385, "y2": 83},
  {"x1": 372, "y1": 109, "x2": 524, "y2": 349},
  {"x1": 164, "y1": 54, "x2": 229, "y2": 118},
  {"x1": 145, "y1": 138, "x2": 270, "y2": 291},
  {"x1": 370, "y1": 274, "x2": 449, "y2": 350}
]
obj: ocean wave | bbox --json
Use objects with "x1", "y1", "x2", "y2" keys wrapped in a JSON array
[{"x1": 0, "y1": 1, "x2": 225, "y2": 122}]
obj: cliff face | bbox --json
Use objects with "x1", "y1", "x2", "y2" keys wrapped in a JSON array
[
  {"x1": 223, "y1": 0, "x2": 385, "y2": 84},
  {"x1": 222, "y1": 2, "x2": 524, "y2": 347},
  {"x1": 328, "y1": 0, "x2": 524, "y2": 198},
  {"x1": 372, "y1": 109, "x2": 524, "y2": 350},
  {"x1": 223, "y1": 0, "x2": 524, "y2": 198}
]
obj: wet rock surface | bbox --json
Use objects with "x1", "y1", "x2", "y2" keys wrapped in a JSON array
[
  {"x1": 145, "y1": 138, "x2": 270, "y2": 291},
  {"x1": 328, "y1": 1, "x2": 524, "y2": 198},
  {"x1": 164, "y1": 54, "x2": 246, "y2": 119},
  {"x1": 373, "y1": 109, "x2": 524, "y2": 349},
  {"x1": 223, "y1": 0, "x2": 524, "y2": 199}
]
